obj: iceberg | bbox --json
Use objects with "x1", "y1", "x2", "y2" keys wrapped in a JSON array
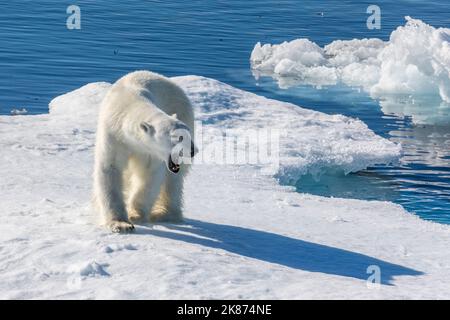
[{"x1": 251, "y1": 17, "x2": 450, "y2": 124}]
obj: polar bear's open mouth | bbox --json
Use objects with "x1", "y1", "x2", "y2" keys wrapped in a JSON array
[{"x1": 168, "y1": 155, "x2": 180, "y2": 173}]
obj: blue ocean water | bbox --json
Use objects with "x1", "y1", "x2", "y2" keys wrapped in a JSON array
[{"x1": 0, "y1": 1, "x2": 449, "y2": 223}]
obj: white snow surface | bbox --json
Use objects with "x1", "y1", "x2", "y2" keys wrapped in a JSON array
[
  {"x1": 251, "y1": 17, "x2": 450, "y2": 124},
  {"x1": 1, "y1": 76, "x2": 450, "y2": 299}
]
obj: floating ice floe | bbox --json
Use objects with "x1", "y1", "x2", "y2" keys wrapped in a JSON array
[
  {"x1": 1, "y1": 76, "x2": 450, "y2": 299},
  {"x1": 10, "y1": 108, "x2": 28, "y2": 116},
  {"x1": 251, "y1": 17, "x2": 450, "y2": 124}
]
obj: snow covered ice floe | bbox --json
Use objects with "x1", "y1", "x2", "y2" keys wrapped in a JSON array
[
  {"x1": 251, "y1": 17, "x2": 450, "y2": 124},
  {"x1": 1, "y1": 76, "x2": 450, "y2": 299}
]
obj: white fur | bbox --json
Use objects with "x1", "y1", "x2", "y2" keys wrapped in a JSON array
[{"x1": 93, "y1": 71, "x2": 195, "y2": 232}]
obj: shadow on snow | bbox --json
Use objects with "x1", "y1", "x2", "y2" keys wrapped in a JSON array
[{"x1": 135, "y1": 219, "x2": 423, "y2": 285}]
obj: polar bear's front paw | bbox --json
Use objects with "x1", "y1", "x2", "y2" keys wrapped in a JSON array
[{"x1": 109, "y1": 220, "x2": 135, "y2": 233}]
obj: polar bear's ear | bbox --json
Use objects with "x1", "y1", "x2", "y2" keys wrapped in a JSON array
[
  {"x1": 140, "y1": 122, "x2": 155, "y2": 135},
  {"x1": 171, "y1": 113, "x2": 178, "y2": 119}
]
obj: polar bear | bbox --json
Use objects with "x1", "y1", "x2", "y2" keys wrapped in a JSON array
[{"x1": 93, "y1": 71, "x2": 197, "y2": 233}]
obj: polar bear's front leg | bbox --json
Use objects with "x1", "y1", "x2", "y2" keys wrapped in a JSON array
[
  {"x1": 93, "y1": 138, "x2": 135, "y2": 233},
  {"x1": 150, "y1": 169, "x2": 186, "y2": 223},
  {"x1": 95, "y1": 163, "x2": 135, "y2": 233},
  {"x1": 94, "y1": 164, "x2": 134, "y2": 233},
  {"x1": 127, "y1": 158, "x2": 166, "y2": 223}
]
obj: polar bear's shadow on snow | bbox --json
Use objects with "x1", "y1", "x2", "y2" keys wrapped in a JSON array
[{"x1": 135, "y1": 219, "x2": 422, "y2": 285}]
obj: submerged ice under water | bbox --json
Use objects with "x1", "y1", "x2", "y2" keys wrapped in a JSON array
[
  {"x1": 253, "y1": 79, "x2": 450, "y2": 223},
  {"x1": 0, "y1": 0, "x2": 449, "y2": 223}
]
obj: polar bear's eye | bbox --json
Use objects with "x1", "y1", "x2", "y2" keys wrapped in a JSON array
[
  {"x1": 179, "y1": 136, "x2": 183, "y2": 142},
  {"x1": 140, "y1": 122, "x2": 155, "y2": 135}
]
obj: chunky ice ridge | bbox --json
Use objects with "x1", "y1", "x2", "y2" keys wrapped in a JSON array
[
  {"x1": 48, "y1": 76, "x2": 400, "y2": 183},
  {"x1": 175, "y1": 76, "x2": 400, "y2": 181},
  {"x1": 251, "y1": 17, "x2": 450, "y2": 124},
  {"x1": 251, "y1": 37, "x2": 384, "y2": 89}
]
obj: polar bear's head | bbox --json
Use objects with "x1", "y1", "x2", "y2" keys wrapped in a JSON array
[{"x1": 138, "y1": 115, "x2": 197, "y2": 173}]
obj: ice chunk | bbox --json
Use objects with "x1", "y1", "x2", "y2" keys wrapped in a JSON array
[
  {"x1": 10, "y1": 108, "x2": 28, "y2": 116},
  {"x1": 251, "y1": 17, "x2": 450, "y2": 124}
]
